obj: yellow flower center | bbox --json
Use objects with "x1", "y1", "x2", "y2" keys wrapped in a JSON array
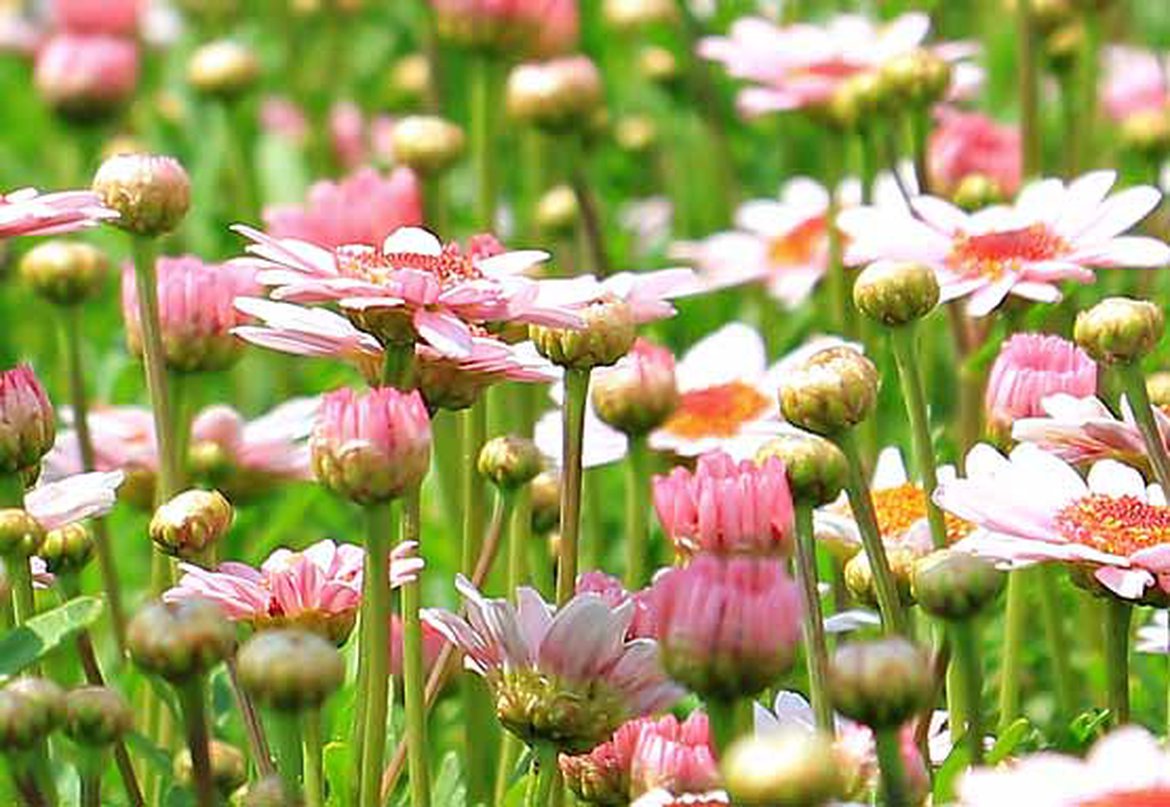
[
  {"x1": 836, "y1": 483, "x2": 973, "y2": 544},
  {"x1": 768, "y1": 215, "x2": 827, "y2": 266},
  {"x1": 1054, "y1": 494, "x2": 1170, "y2": 556},
  {"x1": 946, "y1": 224, "x2": 1069, "y2": 280},
  {"x1": 660, "y1": 381, "x2": 770, "y2": 440}
]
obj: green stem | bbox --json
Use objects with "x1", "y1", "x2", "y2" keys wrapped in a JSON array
[
  {"x1": 79, "y1": 765, "x2": 101, "y2": 807},
  {"x1": 176, "y1": 678, "x2": 215, "y2": 807},
  {"x1": 951, "y1": 619, "x2": 984, "y2": 764},
  {"x1": 825, "y1": 134, "x2": 847, "y2": 335},
  {"x1": 705, "y1": 699, "x2": 741, "y2": 756},
  {"x1": 8, "y1": 554, "x2": 35, "y2": 627},
  {"x1": 833, "y1": 431, "x2": 907, "y2": 634},
  {"x1": 359, "y1": 502, "x2": 397, "y2": 807},
  {"x1": 1036, "y1": 568, "x2": 1076, "y2": 722},
  {"x1": 1117, "y1": 363, "x2": 1170, "y2": 492},
  {"x1": 302, "y1": 708, "x2": 326, "y2": 807},
  {"x1": 381, "y1": 343, "x2": 417, "y2": 391},
  {"x1": 525, "y1": 746, "x2": 558, "y2": 807},
  {"x1": 874, "y1": 728, "x2": 911, "y2": 807},
  {"x1": 570, "y1": 136, "x2": 610, "y2": 277},
  {"x1": 1016, "y1": 0, "x2": 1040, "y2": 177},
  {"x1": 889, "y1": 326, "x2": 948, "y2": 550},
  {"x1": 7, "y1": 754, "x2": 51, "y2": 807},
  {"x1": 997, "y1": 571, "x2": 1028, "y2": 731},
  {"x1": 471, "y1": 55, "x2": 499, "y2": 230},
  {"x1": 227, "y1": 657, "x2": 275, "y2": 777},
  {"x1": 401, "y1": 488, "x2": 430, "y2": 807},
  {"x1": 625, "y1": 436, "x2": 650, "y2": 588},
  {"x1": 794, "y1": 503, "x2": 832, "y2": 730},
  {"x1": 268, "y1": 709, "x2": 303, "y2": 794},
  {"x1": 1105, "y1": 598, "x2": 1132, "y2": 726},
  {"x1": 557, "y1": 369, "x2": 590, "y2": 605}
]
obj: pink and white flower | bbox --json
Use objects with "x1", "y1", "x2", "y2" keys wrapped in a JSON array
[
  {"x1": 984, "y1": 333, "x2": 1097, "y2": 435},
  {"x1": 928, "y1": 108, "x2": 1022, "y2": 198},
  {"x1": 1011, "y1": 394, "x2": 1165, "y2": 470},
  {"x1": 26, "y1": 470, "x2": 123, "y2": 532},
  {"x1": 51, "y1": 0, "x2": 142, "y2": 37},
  {"x1": 575, "y1": 571, "x2": 657, "y2": 640},
  {"x1": 34, "y1": 33, "x2": 139, "y2": 117},
  {"x1": 1101, "y1": 46, "x2": 1170, "y2": 123},
  {"x1": 936, "y1": 443, "x2": 1170, "y2": 601},
  {"x1": 839, "y1": 171, "x2": 1170, "y2": 316},
  {"x1": 0, "y1": 187, "x2": 115, "y2": 239}
]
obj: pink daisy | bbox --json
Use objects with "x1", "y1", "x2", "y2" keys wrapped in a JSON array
[
  {"x1": 928, "y1": 108, "x2": 1022, "y2": 198},
  {"x1": 575, "y1": 571, "x2": 658, "y2": 640},
  {"x1": 1101, "y1": 46, "x2": 1170, "y2": 123},
  {"x1": 26, "y1": 470, "x2": 123, "y2": 532},
  {"x1": 0, "y1": 187, "x2": 114, "y2": 239},
  {"x1": 984, "y1": 333, "x2": 1097, "y2": 435},
  {"x1": 34, "y1": 33, "x2": 139, "y2": 117},
  {"x1": 1011, "y1": 394, "x2": 1166, "y2": 471},
  {"x1": 838, "y1": 171, "x2": 1170, "y2": 316}
]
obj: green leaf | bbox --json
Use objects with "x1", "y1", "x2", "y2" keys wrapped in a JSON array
[
  {"x1": 433, "y1": 751, "x2": 466, "y2": 807},
  {"x1": 125, "y1": 730, "x2": 178, "y2": 782},
  {"x1": 932, "y1": 740, "x2": 973, "y2": 804},
  {"x1": 988, "y1": 718, "x2": 1035, "y2": 764},
  {"x1": 0, "y1": 596, "x2": 103, "y2": 677},
  {"x1": 323, "y1": 741, "x2": 350, "y2": 807}
]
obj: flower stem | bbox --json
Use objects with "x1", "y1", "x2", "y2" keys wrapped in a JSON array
[
  {"x1": 997, "y1": 570, "x2": 1028, "y2": 731},
  {"x1": 359, "y1": 501, "x2": 397, "y2": 807},
  {"x1": 624, "y1": 436, "x2": 650, "y2": 589},
  {"x1": 874, "y1": 728, "x2": 911, "y2": 807},
  {"x1": 833, "y1": 430, "x2": 907, "y2": 634},
  {"x1": 525, "y1": 746, "x2": 558, "y2": 807},
  {"x1": 557, "y1": 368, "x2": 591, "y2": 606},
  {"x1": 794, "y1": 503, "x2": 833, "y2": 731},
  {"x1": 470, "y1": 55, "x2": 499, "y2": 230},
  {"x1": 705, "y1": 698, "x2": 741, "y2": 756},
  {"x1": 176, "y1": 678, "x2": 215, "y2": 807},
  {"x1": 824, "y1": 134, "x2": 847, "y2": 336},
  {"x1": 1105, "y1": 598, "x2": 1132, "y2": 726},
  {"x1": 1016, "y1": 0, "x2": 1040, "y2": 177},
  {"x1": 1036, "y1": 568, "x2": 1077, "y2": 722},
  {"x1": 570, "y1": 136, "x2": 610, "y2": 277},
  {"x1": 1117, "y1": 363, "x2": 1170, "y2": 492},
  {"x1": 302, "y1": 708, "x2": 326, "y2": 807},
  {"x1": 889, "y1": 326, "x2": 947, "y2": 550},
  {"x1": 8, "y1": 553, "x2": 35, "y2": 628},
  {"x1": 950, "y1": 618, "x2": 984, "y2": 764},
  {"x1": 226, "y1": 657, "x2": 275, "y2": 777},
  {"x1": 59, "y1": 306, "x2": 126, "y2": 653},
  {"x1": 401, "y1": 488, "x2": 430, "y2": 807},
  {"x1": 268, "y1": 709, "x2": 303, "y2": 794}
]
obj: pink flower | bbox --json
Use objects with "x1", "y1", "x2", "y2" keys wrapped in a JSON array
[
  {"x1": 51, "y1": 0, "x2": 142, "y2": 36},
  {"x1": 26, "y1": 470, "x2": 123, "y2": 531},
  {"x1": 1011, "y1": 394, "x2": 1166, "y2": 470},
  {"x1": 560, "y1": 712, "x2": 719, "y2": 803},
  {"x1": 122, "y1": 255, "x2": 261, "y2": 373},
  {"x1": 260, "y1": 96, "x2": 309, "y2": 146},
  {"x1": 928, "y1": 108, "x2": 1021, "y2": 197},
  {"x1": 575, "y1": 571, "x2": 657, "y2": 639},
  {"x1": 653, "y1": 451, "x2": 795, "y2": 559},
  {"x1": 650, "y1": 554, "x2": 802, "y2": 699},
  {"x1": 263, "y1": 167, "x2": 424, "y2": 250},
  {"x1": 0, "y1": 187, "x2": 114, "y2": 239},
  {"x1": 533, "y1": 0, "x2": 579, "y2": 56},
  {"x1": 430, "y1": 0, "x2": 578, "y2": 55},
  {"x1": 329, "y1": 101, "x2": 367, "y2": 171},
  {"x1": 235, "y1": 225, "x2": 585, "y2": 358},
  {"x1": 632, "y1": 792, "x2": 729, "y2": 807},
  {"x1": 984, "y1": 333, "x2": 1097, "y2": 434},
  {"x1": 936, "y1": 443, "x2": 1170, "y2": 601},
  {"x1": 1101, "y1": 46, "x2": 1170, "y2": 123},
  {"x1": 959, "y1": 727, "x2": 1170, "y2": 806},
  {"x1": 0, "y1": 364, "x2": 55, "y2": 473},
  {"x1": 35, "y1": 34, "x2": 139, "y2": 118},
  {"x1": 839, "y1": 171, "x2": 1170, "y2": 316},
  {"x1": 164, "y1": 538, "x2": 423, "y2": 644},
  {"x1": 423, "y1": 575, "x2": 682, "y2": 751},
  {"x1": 389, "y1": 614, "x2": 448, "y2": 678},
  {"x1": 45, "y1": 406, "x2": 157, "y2": 478}
]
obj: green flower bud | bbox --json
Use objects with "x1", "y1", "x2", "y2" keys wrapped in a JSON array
[
  {"x1": 591, "y1": 338, "x2": 679, "y2": 436},
  {"x1": 187, "y1": 40, "x2": 261, "y2": 100},
  {"x1": 912, "y1": 549, "x2": 1005, "y2": 620},
  {"x1": 506, "y1": 57, "x2": 605, "y2": 133},
  {"x1": 779, "y1": 346, "x2": 879, "y2": 436},
  {"x1": 0, "y1": 690, "x2": 53, "y2": 752},
  {"x1": 853, "y1": 262, "x2": 940, "y2": 327},
  {"x1": 63, "y1": 686, "x2": 133, "y2": 747},
  {"x1": 175, "y1": 740, "x2": 248, "y2": 796},
  {"x1": 615, "y1": 115, "x2": 658, "y2": 154},
  {"x1": 92, "y1": 153, "x2": 191, "y2": 237},
  {"x1": 531, "y1": 298, "x2": 636, "y2": 371},
  {"x1": 824, "y1": 71, "x2": 885, "y2": 131},
  {"x1": 39, "y1": 522, "x2": 94, "y2": 575},
  {"x1": 5, "y1": 678, "x2": 65, "y2": 735},
  {"x1": 1121, "y1": 110, "x2": 1170, "y2": 161},
  {"x1": 603, "y1": 0, "x2": 677, "y2": 31},
  {"x1": 478, "y1": 436, "x2": 543, "y2": 491},
  {"x1": 149, "y1": 489, "x2": 234, "y2": 560},
  {"x1": 845, "y1": 546, "x2": 919, "y2": 609},
  {"x1": 1075, "y1": 297, "x2": 1164, "y2": 364},
  {"x1": 722, "y1": 729, "x2": 842, "y2": 807},
  {"x1": 530, "y1": 470, "x2": 561, "y2": 535},
  {"x1": 237, "y1": 629, "x2": 344, "y2": 711},
  {"x1": 879, "y1": 49, "x2": 953, "y2": 108},
  {"x1": 1148, "y1": 371, "x2": 1170, "y2": 411},
  {"x1": 829, "y1": 637, "x2": 932, "y2": 729},
  {"x1": 756, "y1": 433, "x2": 848, "y2": 507},
  {"x1": 951, "y1": 174, "x2": 1004, "y2": 211},
  {"x1": 494, "y1": 668, "x2": 628, "y2": 753},
  {"x1": 0, "y1": 510, "x2": 45, "y2": 558},
  {"x1": 535, "y1": 185, "x2": 579, "y2": 236},
  {"x1": 388, "y1": 54, "x2": 431, "y2": 108},
  {"x1": 19, "y1": 241, "x2": 109, "y2": 307},
  {"x1": 638, "y1": 46, "x2": 679, "y2": 87},
  {"x1": 390, "y1": 116, "x2": 466, "y2": 177},
  {"x1": 127, "y1": 598, "x2": 236, "y2": 683}
]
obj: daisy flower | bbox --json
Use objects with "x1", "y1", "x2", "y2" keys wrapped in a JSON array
[
  {"x1": 1101, "y1": 46, "x2": 1170, "y2": 123},
  {"x1": 983, "y1": 333, "x2": 1097, "y2": 436},
  {"x1": 1012, "y1": 394, "x2": 1164, "y2": 470},
  {"x1": 928, "y1": 108, "x2": 1022, "y2": 198},
  {"x1": 26, "y1": 470, "x2": 124, "y2": 532},
  {"x1": 936, "y1": 443, "x2": 1170, "y2": 601},
  {"x1": 838, "y1": 171, "x2": 1170, "y2": 316},
  {"x1": 0, "y1": 187, "x2": 115, "y2": 239}
]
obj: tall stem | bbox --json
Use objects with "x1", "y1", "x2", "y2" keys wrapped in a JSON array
[
  {"x1": 1105, "y1": 598, "x2": 1132, "y2": 726},
  {"x1": 8, "y1": 554, "x2": 35, "y2": 627},
  {"x1": 998, "y1": 571, "x2": 1028, "y2": 731},
  {"x1": 833, "y1": 431, "x2": 907, "y2": 634},
  {"x1": 874, "y1": 728, "x2": 911, "y2": 807},
  {"x1": 525, "y1": 746, "x2": 558, "y2": 807},
  {"x1": 401, "y1": 488, "x2": 430, "y2": 807},
  {"x1": 824, "y1": 134, "x2": 847, "y2": 335},
  {"x1": 1117, "y1": 363, "x2": 1170, "y2": 492},
  {"x1": 1017, "y1": 0, "x2": 1040, "y2": 177},
  {"x1": 624, "y1": 436, "x2": 650, "y2": 588},
  {"x1": 705, "y1": 699, "x2": 741, "y2": 757},
  {"x1": 302, "y1": 708, "x2": 326, "y2": 807},
  {"x1": 1036, "y1": 568, "x2": 1077, "y2": 722},
  {"x1": 557, "y1": 369, "x2": 590, "y2": 605},
  {"x1": 359, "y1": 501, "x2": 397, "y2": 807},
  {"x1": 471, "y1": 55, "x2": 498, "y2": 230},
  {"x1": 227, "y1": 657, "x2": 275, "y2": 777},
  {"x1": 951, "y1": 619, "x2": 984, "y2": 764},
  {"x1": 794, "y1": 503, "x2": 832, "y2": 730},
  {"x1": 176, "y1": 678, "x2": 214, "y2": 807},
  {"x1": 570, "y1": 137, "x2": 610, "y2": 277}
]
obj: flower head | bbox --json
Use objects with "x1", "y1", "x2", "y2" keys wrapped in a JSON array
[
  {"x1": 591, "y1": 338, "x2": 679, "y2": 436},
  {"x1": 1101, "y1": 46, "x2": 1170, "y2": 123},
  {"x1": 839, "y1": 171, "x2": 1170, "y2": 316},
  {"x1": 51, "y1": 0, "x2": 143, "y2": 36},
  {"x1": 984, "y1": 333, "x2": 1097, "y2": 436},
  {"x1": 431, "y1": 0, "x2": 579, "y2": 56},
  {"x1": 575, "y1": 571, "x2": 657, "y2": 639},
  {"x1": 423, "y1": 576, "x2": 682, "y2": 752},
  {"x1": 35, "y1": 34, "x2": 139, "y2": 120},
  {"x1": 928, "y1": 109, "x2": 1021, "y2": 198},
  {"x1": 0, "y1": 187, "x2": 115, "y2": 239},
  {"x1": 0, "y1": 365, "x2": 55, "y2": 474},
  {"x1": 25, "y1": 471, "x2": 123, "y2": 533},
  {"x1": 1012, "y1": 394, "x2": 1165, "y2": 470}
]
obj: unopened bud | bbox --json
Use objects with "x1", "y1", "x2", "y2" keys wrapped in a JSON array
[
  {"x1": 19, "y1": 240, "x2": 109, "y2": 306},
  {"x1": 506, "y1": 57, "x2": 605, "y2": 132},
  {"x1": 1121, "y1": 110, "x2": 1170, "y2": 160},
  {"x1": 879, "y1": 49, "x2": 952, "y2": 108},
  {"x1": 845, "y1": 548, "x2": 917, "y2": 608},
  {"x1": 0, "y1": 689, "x2": 53, "y2": 752},
  {"x1": 1029, "y1": 0, "x2": 1075, "y2": 34},
  {"x1": 1148, "y1": 371, "x2": 1170, "y2": 411},
  {"x1": 0, "y1": 510, "x2": 45, "y2": 558},
  {"x1": 829, "y1": 637, "x2": 932, "y2": 729},
  {"x1": 591, "y1": 338, "x2": 678, "y2": 436},
  {"x1": 92, "y1": 153, "x2": 191, "y2": 236},
  {"x1": 912, "y1": 549, "x2": 1005, "y2": 620},
  {"x1": 824, "y1": 71, "x2": 885, "y2": 131},
  {"x1": 127, "y1": 598, "x2": 235, "y2": 682},
  {"x1": 853, "y1": 262, "x2": 940, "y2": 327},
  {"x1": 63, "y1": 686, "x2": 133, "y2": 747},
  {"x1": 531, "y1": 297, "x2": 636, "y2": 370},
  {"x1": 390, "y1": 116, "x2": 465, "y2": 176},
  {"x1": 952, "y1": 174, "x2": 1004, "y2": 211},
  {"x1": 615, "y1": 115, "x2": 657, "y2": 153},
  {"x1": 756, "y1": 433, "x2": 847, "y2": 507},
  {"x1": 478, "y1": 436, "x2": 543, "y2": 491},
  {"x1": 175, "y1": 740, "x2": 248, "y2": 796},
  {"x1": 535, "y1": 185, "x2": 579, "y2": 235},
  {"x1": 1044, "y1": 22, "x2": 1084, "y2": 74},
  {"x1": 779, "y1": 346, "x2": 879, "y2": 436},
  {"x1": 187, "y1": 40, "x2": 261, "y2": 100},
  {"x1": 638, "y1": 46, "x2": 679, "y2": 86},
  {"x1": 39, "y1": 522, "x2": 95, "y2": 575},
  {"x1": 0, "y1": 365, "x2": 56, "y2": 474},
  {"x1": 389, "y1": 53, "x2": 431, "y2": 107},
  {"x1": 1075, "y1": 297, "x2": 1164, "y2": 364},
  {"x1": 5, "y1": 678, "x2": 65, "y2": 735},
  {"x1": 149, "y1": 489, "x2": 234, "y2": 560},
  {"x1": 530, "y1": 470, "x2": 561, "y2": 534},
  {"x1": 723, "y1": 729, "x2": 842, "y2": 807},
  {"x1": 603, "y1": 0, "x2": 677, "y2": 30},
  {"x1": 237, "y1": 629, "x2": 344, "y2": 711}
]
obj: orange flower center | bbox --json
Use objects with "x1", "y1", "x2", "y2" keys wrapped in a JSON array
[
  {"x1": 660, "y1": 381, "x2": 770, "y2": 440},
  {"x1": 1054, "y1": 494, "x2": 1170, "y2": 556},
  {"x1": 839, "y1": 483, "x2": 973, "y2": 544},
  {"x1": 1075, "y1": 789, "x2": 1170, "y2": 807},
  {"x1": 946, "y1": 224, "x2": 1069, "y2": 280},
  {"x1": 768, "y1": 216, "x2": 827, "y2": 266},
  {"x1": 338, "y1": 243, "x2": 483, "y2": 288}
]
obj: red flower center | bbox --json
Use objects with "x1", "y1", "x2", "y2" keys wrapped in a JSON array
[
  {"x1": 1075, "y1": 789, "x2": 1170, "y2": 807},
  {"x1": 1054, "y1": 494, "x2": 1170, "y2": 556},
  {"x1": 339, "y1": 243, "x2": 484, "y2": 288},
  {"x1": 768, "y1": 215, "x2": 827, "y2": 267},
  {"x1": 946, "y1": 224, "x2": 1069, "y2": 279},
  {"x1": 660, "y1": 382, "x2": 770, "y2": 440}
]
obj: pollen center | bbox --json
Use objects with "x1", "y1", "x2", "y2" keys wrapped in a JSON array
[
  {"x1": 843, "y1": 483, "x2": 973, "y2": 544},
  {"x1": 768, "y1": 216, "x2": 826, "y2": 266},
  {"x1": 338, "y1": 243, "x2": 483, "y2": 287},
  {"x1": 1075, "y1": 789, "x2": 1170, "y2": 807},
  {"x1": 1054, "y1": 494, "x2": 1170, "y2": 556},
  {"x1": 946, "y1": 224, "x2": 1069, "y2": 280},
  {"x1": 660, "y1": 382, "x2": 769, "y2": 440}
]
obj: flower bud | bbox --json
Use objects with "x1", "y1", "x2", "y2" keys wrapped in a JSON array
[
  {"x1": 63, "y1": 686, "x2": 133, "y2": 747},
  {"x1": 824, "y1": 71, "x2": 885, "y2": 131},
  {"x1": 175, "y1": 740, "x2": 247, "y2": 796},
  {"x1": 237, "y1": 629, "x2": 344, "y2": 711},
  {"x1": 5, "y1": 678, "x2": 65, "y2": 735},
  {"x1": 35, "y1": 34, "x2": 139, "y2": 123},
  {"x1": 532, "y1": 297, "x2": 636, "y2": 371},
  {"x1": 478, "y1": 436, "x2": 543, "y2": 491},
  {"x1": 1030, "y1": 0, "x2": 1075, "y2": 34},
  {"x1": 591, "y1": 338, "x2": 679, "y2": 436},
  {"x1": 604, "y1": 0, "x2": 677, "y2": 30},
  {"x1": 845, "y1": 548, "x2": 917, "y2": 608},
  {"x1": 236, "y1": 774, "x2": 299, "y2": 806},
  {"x1": 1074, "y1": 297, "x2": 1165, "y2": 364},
  {"x1": 0, "y1": 690, "x2": 53, "y2": 752},
  {"x1": 615, "y1": 115, "x2": 658, "y2": 154},
  {"x1": 756, "y1": 433, "x2": 848, "y2": 507},
  {"x1": 853, "y1": 262, "x2": 940, "y2": 327},
  {"x1": 951, "y1": 174, "x2": 1004, "y2": 211},
  {"x1": 92, "y1": 153, "x2": 191, "y2": 236},
  {"x1": 39, "y1": 522, "x2": 94, "y2": 575},
  {"x1": 639, "y1": 46, "x2": 680, "y2": 87},
  {"x1": 389, "y1": 53, "x2": 431, "y2": 107},
  {"x1": 120, "y1": 467, "x2": 157, "y2": 512},
  {"x1": 19, "y1": 240, "x2": 109, "y2": 306},
  {"x1": 1148, "y1": 371, "x2": 1170, "y2": 411},
  {"x1": 530, "y1": 470, "x2": 561, "y2": 534},
  {"x1": 1121, "y1": 110, "x2": 1170, "y2": 161},
  {"x1": 506, "y1": 57, "x2": 605, "y2": 132},
  {"x1": 311, "y1": 387, "x2": 432, "y2": 504},
  {"x1": 0, "y1": 510, "x2": 45, "y2": 558},
  {"x1": 879, "y1": 49, "x2": 953, "y2": 108},
  {"x1": 722, "y1": 729, "x2": 842, "y2": 807},
  {"x1": 779, "y1": 346, "x2": 879, "y2": 436},
  {"x1": 829, "y1": 637, "x2": 932, "y2": 729},
  {"x1": 535, "y1": 185, "x2": 579, "y2": 235},
  {"x1": 0, "y1": 365, "x2": 56, "y2": 474},
  {"x1": 187, "y1": 40, "x2": 261, "y2": 100},
  {"x1": 149, "y1": 489, "x2": 234, "y2": 560},
  {"x1": 127, "y1": 598, "x2": 236, "y2": 682},
  {"x1": 390, "y1": 115, "x2": 466, "y2": 176},
  {"x1": 912, "y1": 549, "x2": 1004, "y2": 620}
]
